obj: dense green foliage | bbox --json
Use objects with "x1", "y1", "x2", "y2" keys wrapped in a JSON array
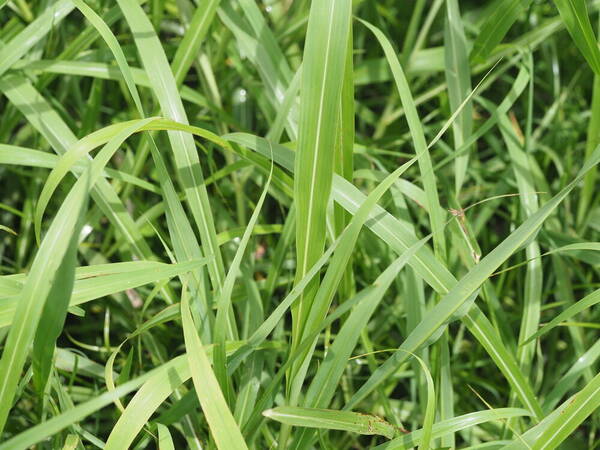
[{"x1": 0, "y1": 0, "x2": 599, "y2": 448}]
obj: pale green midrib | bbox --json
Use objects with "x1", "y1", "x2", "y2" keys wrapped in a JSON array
[{"x1": 297, "y1": 2, "x2": 338, "y2": 303}]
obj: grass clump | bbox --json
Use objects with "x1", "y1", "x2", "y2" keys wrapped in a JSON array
[{"x1": 0, "y1": 0, "x2": 599, "y2": 448}]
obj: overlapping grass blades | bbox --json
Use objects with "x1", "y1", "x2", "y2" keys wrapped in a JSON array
[{"x1": 0, "y1": 1, "x2": 599, "y2": 448}]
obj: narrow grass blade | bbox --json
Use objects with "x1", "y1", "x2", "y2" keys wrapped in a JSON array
[
  {"x1": 554, "y1": 0, "x2": 600, "y2": 76},
  {"x1": 213, "y1": 158, "x2": 273, "y2": 400},
  {"x1": 333, "y1": 27, "x2": 356, "y2": 302},
  {"x1": 264, "y1": 407, "x2": 397, "y2": 439},
  {"x1": 0, "y1": 169, "x2": 89, "y2": 433},
  {"x1": 0, "y1": 260, "x2": 209, "y2": 328},
  {"x1": 0, "y1": 76, "x2": 155, "y2": 259},
  {"x1": 0, "y1": 0, "x2": 74, "y2": 78},
  {"x1": 181, "y1": 286, "x2": 247, "y2": 449},
  {"x1": 291, "y1": 239, "x2": 430, "y2": 449},
  {"x1": 375, "y1": 409, "x2": 531, "y2": 449},
  {"x1": 104, "y1": 357, "x2": 190, "y2": 449},
  {"x1": 523, "y1": 288, "x2": 600, "y2": 344},
  {"x1": 289, "y1": 159, "x2": 428, "y2": 404},
  {"x1": 499, "y1": 109, "x2": 542, "y2": 377},
  {"x1": 15, "y1": 59, "x2": 209, "y2": 107},
  {"x1": 305, "y1": 239, "x2": 430, "y2": 409},
  {"x1": 444, "y1": 0, "x2": 473, "y2": 193},
  {"x1": 470, "y1": 0, "x2": 534, "y2": 64},
  {"x1": 31, "y1": 218, "x2": 80, "y2": 398},
  {"x1": 0, "y1": 358, "x2": 184, "y2": 450},
  {"x1": 34, "y1": 117, "x2": 160, "y2": 243},
  {"x1": 157, "y1": 423, "x2": 175, "y2": 450},
  {"x1": 171, "y1": 0, "x2": 220, "y2": 85},
  {"x1": 70, "y1": 0, "x2": 144, "y2": 114},
  {"x1": 359, "y1": 18, "x2": 447, "y2": 262},
  {"x1": 292, "y1": 0, "x2": 352, "y2": 349},
  {"x1": 505, "y1": 371, "x2": 600, "y2": 449},
  {"x1": 117, "y1": 0, "x2": 224, "y2": 289}
]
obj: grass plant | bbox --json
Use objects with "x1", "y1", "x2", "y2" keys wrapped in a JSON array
[{"x1": 0, "y1": 0, "x2": 599, "y2": 448}]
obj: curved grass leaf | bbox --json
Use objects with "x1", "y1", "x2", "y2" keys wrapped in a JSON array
[
  {"x1": 444, "y1": 0, "x2": 473, "y2": 192},
  {"x1": 0, "y1": 76, "x2": 155, "y2": 260},
  {"x1": 157, "y1": 423, "x2": 175, "y2": 450},
  {"x1": 171, "y1": 0, "x2": 220, "y2": 85},
  {"x1": 116, "y1": 0, "x2": 224, "y2": 289},
  {"x1": 0, "y1": 358, "x2": 184, "y2": 450},
  {"x1": 504, "y1": 371, "x2": 600, "y2": 449},
  {"x1": 0, "y1": 0, "x2": 74, "y2": 77},
  {"x1": 0, "y1": 260, "x2": 209, "y2": 328},
  {"x1": 359, "y1": 18, "x2": 447, "y2": 262}
]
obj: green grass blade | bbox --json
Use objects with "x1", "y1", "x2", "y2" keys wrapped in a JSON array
[
  {"x1": 181, "y1": 286, "x2": 248, "y2": 449},
  {"x1": 444, "y1": 0, "x2": 473, "y2": 193},
  {"x1": 213, "y1": 158, "x2": 272, "y2": 401},
  {"x1": 499, "y1": 110, "x2": 542, "y2": 376},
  {"x1": 523, "y1": 288, "x2": 600, "y2": 344},
  {"x1": 554, "y1": 0, "x2": 600, "y2": 76},
  {"x1": 34, "y1": 117, "x2": 160, "y2": 243},
  {"x1": 0, "y1": 76, "x2": 155, "y2": 259},
  {"x1": 470, "y1": 0, "x2": 534, "y2": 64},
  {"x1": 263, "y1": 406, "x2": 396, "y2": 439},
  {"x1": 0, "y1": 260, "x2": 209, "y2": 328},
  {"x1": 505, "y1": 371, "x2": 600, "y2": 449},
  {"x1": 0, "y1": 0, "x2": 74, "y2": 78},
  {"x1": 157, "y1": 423, "x2": 175, "y2": 450},
  {"x1": 543, "y1": 338, "x2": 600, "y2": 413},
  {"x1": 116, "y1": 0, "x2": 224, "y2": 289},
  {"x1": 0, "y1": 358, "x2": 185, "y2": 450},
  {"x1": 0, "y1": 169, "x2": 89, "y2": 433},
  {"x1": 70, "y1": 0, "x2": 144, "y2": 115},
  {"x1": 305, "y1": 239, "x2": 429, "y2": 409},
  {"x1": 359, "y1": 18, "x2": 447, "y2": 262},
  {"x1": 375, "y1": 409, "x2": 531, "y2": 449},
  {"x1": 14, "y1": 59, "x2": 209, "y2": 108},
  {"x1": 31, "y1": 216, "x2": 80, "y2": 398},
  {"x1": 171, "y1": 0, "x2": 220, "y2": 86},
  {"x1": 289, "y1": 158, "x2": 426, "y2": 403},
  {"x1": 291, "y1": 0, "x2": 352, "y2": 351}
]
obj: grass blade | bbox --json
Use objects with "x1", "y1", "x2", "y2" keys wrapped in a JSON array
[
  {"x1": 291, "y1": 0, "x2": 352, "y2": 355},
  {"x1": 263, "y1": 406, "x2": 397, "y2": 439},
  {"x1": 0, "y1": 169, "x2": 89, "y2": 432},
  {"x1": 444, "y1": 0, "x2": 473, "y2": 193},
  {"x1": 116, "y1": 0, "x2": 224, "y2": 289},
  {"x1": 554, "y1": 0, "x2": 600, "y2": 76},
  {"x1": 470, "y1": 0, "x2": 534, "y2": 64},
  {"x1": 181, "y1": 286, "x2": 247, "y2": 449}
]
